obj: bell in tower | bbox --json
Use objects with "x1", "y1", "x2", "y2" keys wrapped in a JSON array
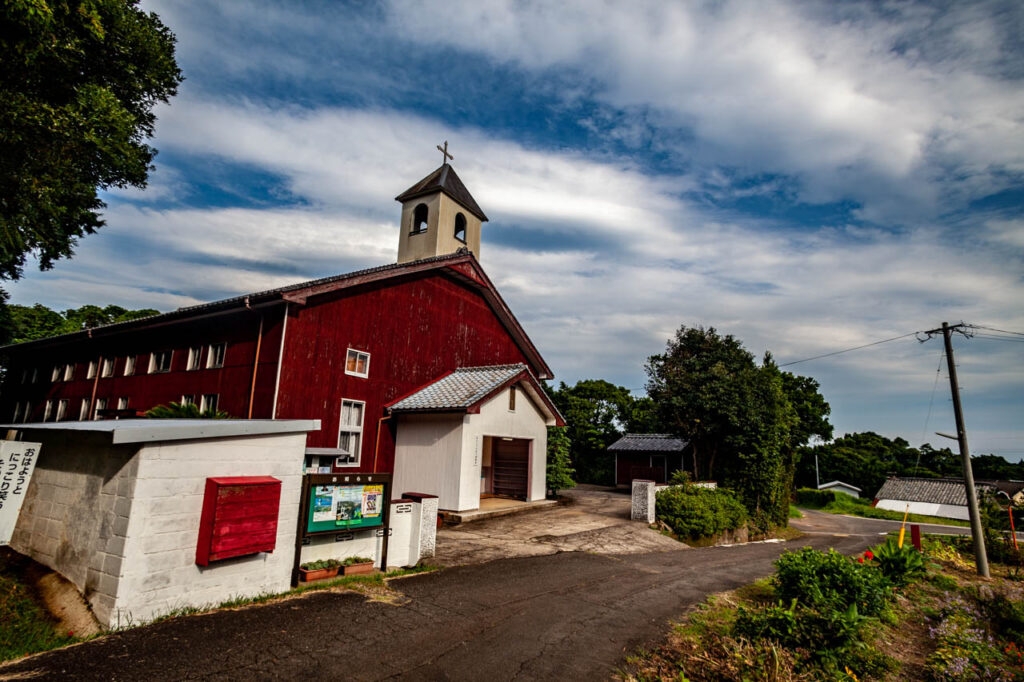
[{"x1": 394, "y1": 142, "x2": 488, "y2": 264}]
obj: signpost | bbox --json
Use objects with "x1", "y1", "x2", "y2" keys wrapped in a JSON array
[
  {"x1": 292, "y1": 472, "x2": 392, "y2": 586},
  {"x1": 0, "y1": 441, "x2": 42, "y2": 545}
]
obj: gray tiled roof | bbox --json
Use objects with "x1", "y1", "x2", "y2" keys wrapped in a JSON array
[
  {"x1": 874, "y1": 477, "x2": 999, "y2": 506},
  {"x1": 389, "y1": 364, "x2": 526, "y2": 411},
  {"x1": 608, "y1": 433, "x2": 688, "y2": 452}
]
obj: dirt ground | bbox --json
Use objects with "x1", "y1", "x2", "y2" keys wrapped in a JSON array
[{"x1": 433, "y1": 485, "x2": 684, "y2": 565}]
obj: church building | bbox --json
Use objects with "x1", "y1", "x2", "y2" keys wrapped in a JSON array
[{"x1": 0, "y1": 158, "x2": 563, "y2": 512}]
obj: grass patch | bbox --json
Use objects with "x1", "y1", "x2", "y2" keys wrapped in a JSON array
[
  {"x1": 799, "y1": 493, "x2": 970, "y2": 527},
  {"x1": 0, "y1": 548, "x2": 79, "y2": 662},
  {"x1": 789, "y1": 505, "x2": 803, "y2": 519}
]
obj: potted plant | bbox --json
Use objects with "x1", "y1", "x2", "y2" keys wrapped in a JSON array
[
  {"x1": 342, "y1": 556, "x2": 375, "y2": 575},
  {"x1": 298, "y1": 559, "x2": 342, "y2": 582}
]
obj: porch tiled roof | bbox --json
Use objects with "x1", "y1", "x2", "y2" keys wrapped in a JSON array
[{"x1": 389, "y1": 364, "x2": 527, "y2": 411}]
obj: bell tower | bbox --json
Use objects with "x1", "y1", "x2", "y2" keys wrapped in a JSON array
[{"x1": 395, "y1": 142, "x2": 488, "y2": 264}]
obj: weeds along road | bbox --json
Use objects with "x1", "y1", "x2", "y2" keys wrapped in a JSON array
[{"x1": 0, "y1": 523, "x2": 888, "y2": 681}]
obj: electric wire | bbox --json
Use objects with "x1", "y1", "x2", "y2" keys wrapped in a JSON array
[
  {"x1": 779, "y1": 331, "x2": 919, "y2": 367},
  {"x1": 971, "y1": 325, "x2": 1024, "y2": 337},
  {"x1": 915, "y1": 348, "x2": 945, "y2": 477}
]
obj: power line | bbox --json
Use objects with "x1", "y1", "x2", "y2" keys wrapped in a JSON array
[
  {"x1": 971, "y1": 325, "x2": 1024, "y2": 337},
  {"x1": 917, "y1": 348, "x2": 945, "y2": 476},
  {"x1": 779, "y1": 331, "x2": 919, "y2": 367}
]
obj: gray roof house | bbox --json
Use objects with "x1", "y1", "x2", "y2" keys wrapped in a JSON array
[
  {"x1": 608, "y1": 433, "x2": 689, "y2": 487},
  {"x1": 873, "y1": 477, "x2": 1000, "y2": 521}
]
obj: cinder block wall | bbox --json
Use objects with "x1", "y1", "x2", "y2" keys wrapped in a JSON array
[{"x1": 10, "y1": 431, "x2": 142, "y2": 625}]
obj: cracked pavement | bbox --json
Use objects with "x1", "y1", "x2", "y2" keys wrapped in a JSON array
[{"x1": 0, "y1": 497, "x2": 966, "y2": 680}]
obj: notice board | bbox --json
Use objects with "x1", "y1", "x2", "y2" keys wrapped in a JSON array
[
  {"x1": 0, "y1": 441, "x2": 42, "y2": 545},
  {"x1": 306, "y1": 482, "x2": 385, "y2": 533}
]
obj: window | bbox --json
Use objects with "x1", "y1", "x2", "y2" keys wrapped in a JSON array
[
  {"x1": 12, "y1": 402, "x2": 23, "y2": 423},
  {"x1": 93, "y1": 397, "x2": 107, "y2": 420},
  {"x1": 63, "y1": 363, "x2": 74, "y2": 381},
  {"x1": 181, "y1": 394, "x2": 195, "y2": 406},
  {"x1": 124, "y1": 355, "x2": 136, "y2": 376},
  {"x1": 117, "y1": 397, "x2": 129, "y2": 410},
  {"x1": 454, "y1": 212, "x2": 467, "y2": 242},
  {"x1": 43, "y1": 400, "x2": 54, "y2": 422},
  {"x1": 52, "y1": 366, "x2": 61, "y2": 382},
  {"x1": 101, "y1": 358, "x2": 115, "y2": 377},
  {"x1": 200, "y1": 394, "x2": 219, "y2": 413},
  {"x1": 336, "y1": 399, "x2": 364, "y2": 466},
  {"x1": 30, "y1": 368, "x2": 38, "y2": 383},
  {"x1": 509, "y1": 385, "x2": 517, "y2": 411},
  {"x1": 187, "y1": 346, "x2": 203, "y2": 371},
  {"x1": 345, "y1": 349, "x2": 370, "y2": 378},
  {"x1": 206, "y1": 343, "x2": 226, "y2": 369},
  {"x1": 149, "y1": 350, "x2": 172, "y2": 373},
  {"x1": 86, "y1": 361, "x2": 97, "y2": 379},
  {"x1": 411, "y1": 203, "x2": 428, "y2": 234},
  {"x1": 79, "y1": 399, "x2": 90, "y2": 421},
  {"x1": 20, "y1": 368, "x2": 28, "y2": 384},
  {"x1": 55, "y1": 399, "x2": 68, "y2": 422},
  {"x1": 21, "y1": 402, "x2": 31, "y2": 423}
]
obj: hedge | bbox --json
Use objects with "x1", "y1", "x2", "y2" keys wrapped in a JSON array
[{"x1": 655, "y1": 485, "x2": 748, "y2": 540}]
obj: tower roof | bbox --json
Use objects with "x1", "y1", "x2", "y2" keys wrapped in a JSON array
[{"x1": 395, "y1": 163, "x2": 488, "y2": 222}]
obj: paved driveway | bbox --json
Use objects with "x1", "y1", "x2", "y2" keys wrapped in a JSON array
[{"x1": 433, "y1": 485, "x2": 683, "y2": 566}]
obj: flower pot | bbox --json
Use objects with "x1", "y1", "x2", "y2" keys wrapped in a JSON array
[
  {"x1": 299, "y1": 566, "x2": 340, "y2": 582},
  {"x1": 343, "y1": 561, "x2": 374, "y2": 576}
]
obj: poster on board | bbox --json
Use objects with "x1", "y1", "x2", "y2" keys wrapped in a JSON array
[
  {"x1": 306, "y1": 483, "x2": 385, "y2": 533},
  {"x1": 0, "y1": 441, "x2": 42, "y2": 545}
]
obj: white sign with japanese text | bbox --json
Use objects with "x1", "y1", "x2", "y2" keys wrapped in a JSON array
[{"x1": 0, "y1": 441, "x2": 41, "y2": 545}]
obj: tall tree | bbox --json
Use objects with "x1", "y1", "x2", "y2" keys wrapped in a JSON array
[
  {"x1": 1, "y1": 0, "x2": 182, "y2": 280},
  {"x1": 7, "y1": 302, "x2": 159, "y2": 343},
  {"x1": 546, "y1": 379, "x2": 637, "y2": 485}
]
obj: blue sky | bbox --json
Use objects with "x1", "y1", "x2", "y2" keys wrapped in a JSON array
[{"x1": 8, "y1": 0, "x2": 1024, "y2": 460}]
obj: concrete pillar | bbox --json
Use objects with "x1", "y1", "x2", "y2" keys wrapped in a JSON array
[
  {"x1": 631, "y1": 480, "x2": 656, "y2": 524},
  {"x1": 405, "y1": 492, "x2": 438, "y2": 560}
]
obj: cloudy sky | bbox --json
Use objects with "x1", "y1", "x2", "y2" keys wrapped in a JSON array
[{"x1": 9, "y1": 0, "x2": 1024, "y2": 460}]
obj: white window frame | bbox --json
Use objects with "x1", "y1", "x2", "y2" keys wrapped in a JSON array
[
  {"x1": 206, "y1": 343, "x2": 226, "y2": 369},
  {"x1": 55, "y1": 399, "x2": 68, "y2": 422},
  {"x1": 124, "y1": 355, "x2": 136, "y2": 376},
  {"x1": 22, "y1": 401, "x2": 31, "y2": 423},
  {"x1": 187, "y1": 346, "x2": 203, "y2": 371},
  {"x1": 101, "y1": 357, "x2": 115, "y2": 377},
  {"x1": 12, "y1": 402, "x2": 23, "y2": 423},
  {"x1": 79, "y1": 399, "x2": 90, "y2": 421},
  {"x1": 181, "y1": 394, "x2": 195, "y2": 406},
  {"x1": 336, "y1": 398, "x2": 365, "y2": 466},
  {"x1": 149, "y1": 350, "x2": 172, "y2": 374},
  {"x1": 30, "y1": 367, "x2": 38, "y2": 383},
  {"x1": 93, "y1": 397, "x2": 107, "y2": 420},
  {"x1": 43, "y1": 400, "x2": 54, "y2": 422},
  {"x1": 344, "y1": 348, "x2": 370, "y2": 378},
  {"x1": 51, "y1": 366, "x2": 61, "y2": 382},
  {"x1": 63, "y1": 363, "x2": 74, "y2": 381},
  {"x1": 200, "y1": 393, "x2": 219, "y2": 413},
  {"x1": 86, "y1": 361, "x2": 97, "y2": 379},
  {"x1": 20, "y1": 368, "x2": 28, "y2": 384},
  {"x1": 117, "y1": 397, "x2": 129, "y2": 410}
]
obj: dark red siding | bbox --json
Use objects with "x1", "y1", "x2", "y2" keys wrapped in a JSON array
[{"x1": 275, "y1": 271, "x2": 531, "y2": 473}]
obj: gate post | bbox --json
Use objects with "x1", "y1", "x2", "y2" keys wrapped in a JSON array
[{"x1": 631, "y1": 480, "x2": 656, "y2": 524}]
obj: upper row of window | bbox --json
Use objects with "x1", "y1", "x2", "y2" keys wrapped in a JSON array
[
  {"x1": 410, "y1": 203, "x2": 468, "y2": 243},
  {"x1": 22, "y1": 343, "x2": 228, "y2": 384}
]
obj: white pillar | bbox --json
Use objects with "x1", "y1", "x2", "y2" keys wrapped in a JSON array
[
  {"x1": 631, "y1": 480, "x2": 656, "y2": 524},
  {"x1": 405, "y1": 492, "x2": 438, "y2": 559}
]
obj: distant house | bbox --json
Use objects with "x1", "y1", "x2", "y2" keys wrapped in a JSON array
[
  {"x1": 817, "y1": 480, "x2": 862, "y2": 498},
  {"x1": 873, "y1": 477, "x2": 1000, "y2": 521},
  {"x1": 986, "y1": 480, "x2": 1024, "y2": 506},
  {"x1": 608, "y1": 433, "x2": 688, "y2": 487}
]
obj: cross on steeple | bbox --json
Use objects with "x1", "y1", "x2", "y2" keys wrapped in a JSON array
[{"x1": 436, "y1": 140, "x2": 454, "y2": 165}]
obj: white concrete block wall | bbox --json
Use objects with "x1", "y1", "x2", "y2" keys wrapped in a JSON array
[
  {"x1": 631, "y1": 480, "x2": 656, "y2": 523},
  {"x1": 111, "y1": 432, "x2": 306, "y2": 626},
  {"x1": 875, "y1": 499, "x2": 969, "y2": 521},
  {"x1": 9, "y1": 431, "x2": 141, "y2": 625}
]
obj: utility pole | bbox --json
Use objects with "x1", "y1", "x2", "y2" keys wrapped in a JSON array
[
  {"x1": 815, "y1": 454, "x2": 820, "y2": 489},
  {"x1": 926, "y1": 322, "x2": 988, "y2": 577}
]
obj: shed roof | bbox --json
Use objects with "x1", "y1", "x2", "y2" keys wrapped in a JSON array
[
  {"x1": 395, "y1": 164, "x2": 488, "y2": 222},
  {"x1": 3, "y1": 419, "x2": 321, "y2": 445},
  {"x1": 818, "y1": 480, "x2": 863, "y2": 493},
  {"x1": 874, "y1": 477, "x2": 999, "y2": 506},
  {"x1": 608, "y1": 433, "x2": 688, "y2": 452},
  {"x1": 387, "y1": 364, "x2": 564, "y2": 426}
]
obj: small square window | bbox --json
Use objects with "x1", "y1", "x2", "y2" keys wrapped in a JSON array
[
  {"x1": 43, "y1": 400, "x2": 54, "y2": 422},
  {"x1": 51, "y1": 366, "x2": 61, "y2": 382},
  {"x1": 30, "y1": 368, "x2": 38, "y2": 383},
  {"x1": 79, "y1": 399, "x2": 90, "y2": 420},
  {"x1": 206, "y1": 343, "x2": 226, "y2": 369},
  {"x1": 345, "y1": 349, "x2": 370, "y2": 378},
  {"x1": 117, "y1": 397, "x2": 129, "y2": 410},
  {"x1": 187, "y1": 346, "x2": 203, "y2": 371},
  {"x1": 63, "y1": 363, "x2": 75, "y2": 381},
  {"x1": 101, "y1": 358, "x2": 115, "y2": 377},
  {"x1": 509, "y1": 385, "x2": 517, "y2": 411},
  {"x1": 20, "y1": 368, "x2": 28, "y2": 384},
  {"x1": 86, "y1": 361, "x2": 97, "y2": 379},
  {"x1": 124, "y1": 355, "x2": 137, "y2": 376},
  {"x1": 12, "y1": 402, "x2": 23, "y2": 423},
  {"x1": 181, "y1": 394, "x2": 195, "y2": 406},
  {"x1": 200, "y1": 394, "x2": 219, "y2": 413},
  {"x1": 149, "y1": 350, "x2": 172, "y2": 374},
  {"x1": 21, "y1": 401, "x2": 31, "y2": 423},
  {"x1": 55, "y1": 399, "x2": 68, "y2": 422},
  {"x1": 93, "y1": 397, "x2": 107, "y2": 420}
]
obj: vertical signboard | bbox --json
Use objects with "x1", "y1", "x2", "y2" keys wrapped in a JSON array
[{"x1": 0, "y1": 441, "x2": 42, "y2": 545}]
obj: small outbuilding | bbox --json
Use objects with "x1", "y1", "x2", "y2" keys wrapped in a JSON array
[
  {"x1": 817, "y1": 480, "x2": 862, "y2": 498},
  {"x1": 609, "y1": 433, "x2": 688, "y2": 487},
  {"x1": 873, "y1": 476, "x2": 999, "y2": 521}
]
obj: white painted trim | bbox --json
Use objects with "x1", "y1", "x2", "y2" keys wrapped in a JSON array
[
  {"x1": 6, "y1": 419, "x2": 321, "y2": 444},
  {"x1": 271, "y1": 302, "x2": 289, "y2": 419},
  {"x1": 336, "y1": 398, "x2": 366, "y2": 466},
  {"x1": 344, "y1": 348, "x2": 370, "y2": 378}
]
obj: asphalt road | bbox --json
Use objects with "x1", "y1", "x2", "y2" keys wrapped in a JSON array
[{"x1": 0, "y1": 514, "x2": 963, "y2": 681}]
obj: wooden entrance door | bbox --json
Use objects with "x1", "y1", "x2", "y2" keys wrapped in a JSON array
[{"x1": 492, "y1": 438, "x2": 529, "y2": 500}]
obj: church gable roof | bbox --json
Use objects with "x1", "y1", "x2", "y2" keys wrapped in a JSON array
[{"x1": 395, "y1": 164, "x2": 488, "y2": 222}]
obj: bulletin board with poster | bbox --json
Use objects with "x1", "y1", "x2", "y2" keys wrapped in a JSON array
[{"x1": 292, "y1": 472, "x2": 392, "y2": 586}]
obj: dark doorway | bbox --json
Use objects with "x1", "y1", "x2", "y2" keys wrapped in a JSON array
[{"x1": 491, "y1": 438, "x2": 530, "y2": 500}]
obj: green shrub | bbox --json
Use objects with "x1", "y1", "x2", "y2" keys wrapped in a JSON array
[
  {"x1": 735, "y1": 599, "x2": 865, "y2": 654},
  {"x1": 343, "y1": 556, "x2": 373, "y2": 566},
  {"x1": 655, "y1": 484, "x2": 748, "y2": 540},
  {"x1": 871, "y1": 538, "x2": 925, "y2": 586},
  {"x1": 774, "y1": 548, "x2": 891, "y2": 617},
  {"x1": 794, "y1": 488, "x2": 837, "y2": 507}
]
